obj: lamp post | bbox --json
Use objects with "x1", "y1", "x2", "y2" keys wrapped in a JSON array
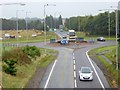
[
  {"x1": 0, "y1": 3, "x2": 25, "y2": 49},
  {"x1": 115, "y1": 9, "x2": 118, "y2": 70},
  {"x1": 100, "y1": 6, "x2": 119, "y2": 70},
  {"x1": 16, "y1": 10, "x2": 24, "y2": 47},
  {"x1": 44, "y1": 4, "x2": 56, "y2": 54},
  {"x1": 25, "y1": 11, "x2": 31, "y2": 45},
  {"x1": 99, "y1": 9, "x2": 111, "y2": 39},
  {"x1": 110, "y1": 6, "x2": 119, "y2": 70}
]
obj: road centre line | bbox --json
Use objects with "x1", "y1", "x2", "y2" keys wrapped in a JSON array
[
  {"x1": 73, "y1": 53, "x2": 74, "y2": 56},
  {"x1": 74, "y1": 79, "x2": 77, "y2": 88},
  {"x1": 73, "y1": 52, "x2": 77, "y2": 88},
  {"x1": 74, "y1": 71, "x2": 76, "y2": 78},
  {"x1": 73, "y1": 56, "x2": 75, "y2": 60},
  {"x1": 73, "y1": 60, "x2": 75, "y2": 65},
  {"x1": 74, "y1": 64, "x2": 76, "y2": 70},
  {"x1": 44, "y1": 60, "x2": 57, "y2": 88},
  {"x1": 86, "y1": 50, "x2": 105, "y2": 90}
]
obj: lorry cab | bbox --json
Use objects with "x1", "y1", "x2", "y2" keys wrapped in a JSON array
[{"x1": 67, "y1": 30, "x2": 77, "y2": 41}]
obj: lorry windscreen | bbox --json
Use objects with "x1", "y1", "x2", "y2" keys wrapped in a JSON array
[{"x1": 69, "y1": 32, "x2": 75, "y2": 36}]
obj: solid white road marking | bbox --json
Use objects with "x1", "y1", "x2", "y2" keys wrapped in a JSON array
[
  {"x1": 74, "y1": 64, "x2": 76, "y2": 70},
  {"x1": 86, "y1": 50, "x2": 105, "y2": 90},
  {"x1": 74, "y1": 71, "x2": 76, "y2": 78},
  {"x1": 44, "y1": 60, "x2": 57, "y2": 88},
  {"x1": 74, "y1": 80, "x2": 77, "y2": 88}
]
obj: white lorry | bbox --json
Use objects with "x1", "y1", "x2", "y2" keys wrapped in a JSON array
[{"x1": 67, "y1": 30, "x2": 77, "y2": 41}]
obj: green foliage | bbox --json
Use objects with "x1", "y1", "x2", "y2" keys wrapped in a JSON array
[
  {"x1": 28, "y1": 20, "x2": 44, "y2": 30},
  {"x1": 58, "y1": 15, "x2": 63, "y2": 25},
  {"x1": 3, "y1": 59, "x2": 17, "y2": 75},
  {"x1": 118, "y1": 33, "x2": 120, "y2": 43},
  {"x1": 2, "y1": 48, "x2": 31, "y2": 65},
  {"x1": 22, "y1": 45, "x2": 41, "y2": 58},
  {"x1": 65, "y1": 12, "x2": 116, "y2": 36},
  {"x1": 38, "y1": 54, "x2": 55, "y2": 67}
]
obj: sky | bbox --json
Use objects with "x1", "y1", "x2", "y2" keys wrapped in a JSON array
[{"x1": 0, "y1": 0, "x2": 120, "y2": 19}]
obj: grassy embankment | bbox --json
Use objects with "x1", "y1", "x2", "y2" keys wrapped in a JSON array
[
  {"x1": 0, "y1": 30, "x2": 60, "y2": 44},
  {"x1": 88, "y1": 45, "x2": 120, "y2": 88},
  {"x1": 1, "y1": 46, "x2": 58, "y2": 88}
]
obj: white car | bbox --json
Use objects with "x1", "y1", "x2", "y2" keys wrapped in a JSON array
[{"x1": 79, "y1": 67, "x2": 93, "y2": 81}]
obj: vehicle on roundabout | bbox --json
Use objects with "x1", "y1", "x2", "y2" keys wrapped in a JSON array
[{"x1": 97, "y1": 37, "x2": 106, "y2": 42}]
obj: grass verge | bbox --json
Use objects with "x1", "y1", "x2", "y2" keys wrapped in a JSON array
[
  {"x1": 2, "y1": 47, "x2": 58, "y2": 88},
  {"x1": 88, "y1": 45, "x2": 120, "y2": 88}
]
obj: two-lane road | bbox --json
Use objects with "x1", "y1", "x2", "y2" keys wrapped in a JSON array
[
  {"x1": 24, "y1": 30, "x2": 115, "y2": 88},
  {"x1": 73, "y1": 41, "x2": 115, "y2": 88}
]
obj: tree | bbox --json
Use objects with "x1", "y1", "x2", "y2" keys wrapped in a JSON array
[
  {"x1": 58, "y1": 15, "x2": 63, "y2": 25},
  {"x1": 64, "y1": 12, "x2": 116, "y2": 36}
]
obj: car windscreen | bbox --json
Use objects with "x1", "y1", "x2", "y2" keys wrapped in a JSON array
[{"x1": 81, "y1": 68, "x2": 91, "y2": 73}]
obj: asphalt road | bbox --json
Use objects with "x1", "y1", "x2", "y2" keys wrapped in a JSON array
[
  {"x1": 18, "y1": 30, "x2": 116, "y2": 88},
  {"x1": 74, "y1": 41, "x2": 115, "y2": 88},
  {"x1": 40, "y1": 47, "x2": 74, "y2": 88}
]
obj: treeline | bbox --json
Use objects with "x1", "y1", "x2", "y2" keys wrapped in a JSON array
[
  {"x1": 65, "y1": 11, "x2": 120, "y2": 36},
  {"x1": 2, "y1": 15, "x2": 63, "y2": 30}
]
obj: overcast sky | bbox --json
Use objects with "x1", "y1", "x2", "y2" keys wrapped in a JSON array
[{"x1": 0, "y1": 0, "x2": 120, "y2": 19}]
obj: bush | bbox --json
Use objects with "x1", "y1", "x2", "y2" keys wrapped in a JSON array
[
  {"x1": 22, "y1": 45, "x2": 41, "y2": 58},
  {"x1": 2, "y1": 48, "x2": 31, "y2": 65},
  {"x1": 3, "y1": 59, "x2": 17, "y2": 75}
]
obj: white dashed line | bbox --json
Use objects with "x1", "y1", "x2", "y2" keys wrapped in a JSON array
[
  {"x1": 73, "y1": 52, "x2": 77, "y2": 88},
  {"x1": 73, "y1": 60, "x2": 75, "y2": 65},
  {"x1": 73, "y1": 56, "x2": 75, "y2": 60},
  {"x1": 74, "y1": 64, "x2": 76, "y2": 70},
  {"x1": 44, "y1": 60, "x2": 57, "y2": 88},
  {"x1": 74, "y1": 80, "x2": 77, "y2": 88},
  {"x1": 74, "y1": 71, "x2": 76, "y2": 78},
  {"x1": 86, "y1": 50, "x2": 105, "y2": 90},
  {"x1": 73, "y1": 53, "x2": 74, "y2": 56}
]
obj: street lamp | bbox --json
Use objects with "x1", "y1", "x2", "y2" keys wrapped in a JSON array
[
  {"x1": 100, "y1": 6, "x2": 119, "y2": 70},
  {"x1": 109, "y1": 6, "x2": 119, "y2": 70},
  {"x1": 25, "y1": 11, "x2": 31, "y2": 45},
  {"x1": 0, "y1": 3, "x2": 25, "y2": 50},
  {"x1": 115, "y1": 8, "x2": 118, "y2": 70},
  {"x1": 16, "y1": 10, "x2": 24, "y2": 47},
  {"x1": 44, "y1": 4, "x2": 56, "y2": 53},
  {"x1": 99, "y1": 9, "x2": 111, "y2": 39}
]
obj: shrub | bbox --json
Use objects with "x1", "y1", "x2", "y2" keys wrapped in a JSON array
[
  {"x1": 22, "y1": 45, "x2": 41, "y2": 58},
  {"x1": 3, "y1": 59, "x2": 17, "y2": 75},
  {"x1": 2, "y1": 48, "x2": 31, "y2": 65}
]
